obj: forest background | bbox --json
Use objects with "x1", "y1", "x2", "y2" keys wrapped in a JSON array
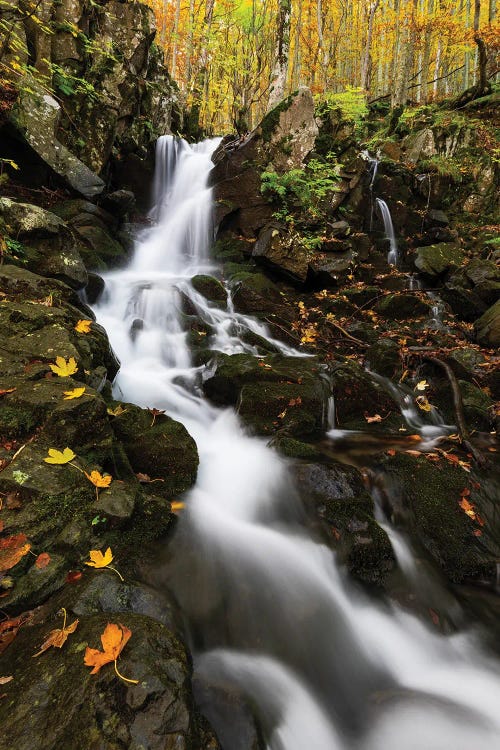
[{"x1": 146, "y1": 0, "x2": 499, "y2": 133}]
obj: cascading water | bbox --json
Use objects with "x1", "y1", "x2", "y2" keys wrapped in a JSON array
[
  {"x1": 376, "y1": 197, "x2": 399, "y2": 266},
  {"x1": 94, "y1": 136, "x2": 500, "y2": 750}
]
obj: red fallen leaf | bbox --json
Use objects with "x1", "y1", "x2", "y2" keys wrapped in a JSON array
[
  {"x1": 0, "y1": 613, "x2": 31, "y2": 655},
  {"x1": 331, "y1": 527, "x2": 341, "y2": 541},
  {"x1": 5, "y1": 493, "x2": 22, "y2": 509},
  {"x1": 429, "y1": 609, "x2": 440, "y2": 627},
  {"x1": 0, "y1": 534, "x2": 31, "y2": 572},
  {"x1": 0, "y1": 521, "x2": 3, "y2": 533},
  {"x1": 35, "y1": 552, "x2": 51, "y2": 569},
  {"x1": 0, "y1": 388, "x2": 15, "y2": 397},
  {"x1": 65, "y1": 571, "x2": 82, "y2": 584},
  {"x1": 386, "y1": 449, "x2": 396, "y2": 456},
  {"x1": 473, "y1": 529, "x2": 483, "y2": 537}
]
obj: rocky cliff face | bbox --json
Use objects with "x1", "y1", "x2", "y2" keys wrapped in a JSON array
[{"x1": 1, "y1": 0, "x2": 181, "y2": 203}]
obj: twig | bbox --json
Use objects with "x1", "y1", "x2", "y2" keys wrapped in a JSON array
[
  {"x1": 324, "y1": 318, "x2": 365, "y2": 345},
  {"x1": 423, "y1": 355, "x2": 486, "y2": 466}
]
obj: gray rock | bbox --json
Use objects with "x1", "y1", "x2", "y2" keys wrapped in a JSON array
[
  {"x1": 414, "y1": 243, "x2": 465, "y2": 277},
  {"x1": 474, "y1": 300, "x2": 500, "y2": 347}
]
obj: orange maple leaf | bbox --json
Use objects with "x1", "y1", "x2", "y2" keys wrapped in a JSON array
[
  {"x1": 33, "y1": 609, "x2": 78, "y2": 657},
  {"x1": 0, "y1": 534, "x2": 31, "y2": 572},
  {"x1": 84, "y1": 470, "x2": 112, "y2": 489},
  {"x1": 84, "y1": 623, "x2": 138, "y2": 684},
  {"x1": 35, "y1": 552, "x2": 51, "y2": 569}
]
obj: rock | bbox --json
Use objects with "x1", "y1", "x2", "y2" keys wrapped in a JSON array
[
  {"x1": 194, "y1": 677, "x2": 264, "y2": 750},
  {"x1": 238, "y1": 380, "x2": 326, "y2": 437},
  {"x1": 474, "y1": 300, "x2": 500, "y2": 348},
  {"x1": 71, "y1": 223, "x2": 128, "y2": 270},
  {"x1": 366, "y1": 339, "x2": 402, "y2": 379},
  {"x1": 99, "y1": 190, "x2": 136, "y2": 218},
  {"x1": 375, "y1": 293, "x2": 430, "y2": 320},
  {"x1": 426, "y1": 209, "x2": 450, "y2": 226},
  {"x1": 252, "y1": 226, "x2": 313, "y2": 284},
  {"x1": 111, "y1": 404, "x2": 199, "y2": 497},
  {"x1": 329, "y1": 360, "x2": 400, "y2": 430},
  {"x1": 191, "y1": 275, "x2": 227, "y2": 306},
  {"x1": 211, "y1": 88, "x2": 318, "y2": 237},
  {"x1": 463, "y1": 193, "x2": 484, "y2": 213},
  {"x1": 414, "y1": 243, "x2": 465, "y2": 277},
  {"x1": 93, "y1": 482, "x2": 136, "y2": 523},
  {"x1": 0, "y1": 612, "x2": 217, "y2": 750},
  {"x1": 458, "y1": 380, "x2": 494, "y2": 431},
  {"x1": 294, "y1": 461, "x2": 394, "y2": 585},
  {"x1": 328, "y1": 220, "x2": 350, "y2": 238},
  {"x1": 85, "y1": 272, "x2": 106, "y2": 304},
  {"x1": 0, "y1": 198, "x2": 88, "y2": 289},
  {"x1": 8, "y1": 80, "x2": 105, "y2": 198},
  {"x1": 446, "y1": 348, "x2": 486, "y2": 381},
  {"x1": 308, "y1": 250, "x2": 357, "y2": 287},
  {"x1": 230, "y1": 272, "x2": 283, "y2": 315},
  {"x1": 382, "y1": 453, "x2": 496, "y2": 583},
  {"x1": 402, "y1": 128, "x2": 436, "y2": 163}
]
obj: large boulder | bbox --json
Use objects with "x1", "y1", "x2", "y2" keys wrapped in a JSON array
[
  {"x1": 210, "y1": 88, "x2": 318, "y2": 237},
  {"x1": 414, "y1": 243, "x2": 465, "y2": 278},
  {"x1": 474, "y1": 300, "x2": 500, "y2": 348}
]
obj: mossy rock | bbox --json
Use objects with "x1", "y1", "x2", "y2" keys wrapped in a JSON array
[
  {"x1": 0, "y1": 612, "x2": 213, "y2": 750},
  {"x1": 382, "y1": 453, "x2": 495, "y2": 583},
  {"x1": 294, "y1": 461, "x2": 394, "y2": 585},
  {"x1": 202, "y1": 353, "x2": 325, "y2": 406},
  {"x1": 329, "y1": 360, "x2": 400, "y2": 429},
  {"x1": 238, "y1": 380, "x2": 326, "y2": 437},
  {"x1": 474, "y1": 300, "x2": 500, "y2": 348},
  {"x1": 375, "y1": 293, "x2": 430, "y2": 320},
  {"x1": 231, "y1": 271, "x2": 283, "y2": 315},
  {"x1": 414, "y1": 243, "x2": 465, "y2": 278},
  {"x1": 191, "y1": 274, "x2": 227, "y2": 306},
  {"x1": 366, "y1": 339, "x2": 402, "y2": 379},
  {"x1": 111, "y1": 403, "x2": 199, "y2": 497}
]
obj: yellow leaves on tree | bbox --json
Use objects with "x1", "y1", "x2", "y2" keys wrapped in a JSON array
[
  {"x1": 74, "y1": 320, "x2": 92, "y2": 334},
  {"x1": 84, "y1": 622, "x2": 138, "y2": 684},
  {"x1": 0, "y1": 534, "x2": 31, "y2": 573},
  {"x1": 43, "y1": 447, "x2": 76, "y2": 465},
  {"x1": 33, "y1": 608, "x2": 78, "y2": 657},
  {"x1": 49, "y1": 356, "x2": 78, "y2": 377},
  {"x1": 63, "y1": 387, "x2": 86, "y2": 400}
]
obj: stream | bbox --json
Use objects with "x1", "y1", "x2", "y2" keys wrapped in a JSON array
[{"x1": 94, "y1": 137, "x2": 500, "y2": 750}]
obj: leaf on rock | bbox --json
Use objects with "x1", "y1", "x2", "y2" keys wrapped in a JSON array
[
  {"x1": 365, "y1": 413, "x2": 383, "y2": 423},
  {"x1": 49, "y1": 356, "x2": 78, "y2": 377},
  {"x1": 0, "y1": 676, "x2": 13, "y2": 684},
  {"x1": 65, "y1": 570, "x2": 82, "y2": 584},
  {"x1": 106, "y1": 404, "x2": 127, "y2": 417},
  {"x1": 0, "y1": 613, "x2": 31, "y2": 655},
  {"x1": 0, "y1": 534, "x2": 31, "y2": 572},
  {"x1": 84, "y1": 622, "x2": 132, "y2": 674},
  {"x1": 85, "y1": 471, "x2": 112, "y2": 488},
  {"x1": 63, "y1": 387, "x2": 86, "y2": 400},
  {"x1": 416, "y1": 395, "x2": 433, "y2": 412},
  {"x1": 0, "y1": 388, "x2": 15, "y2": 397},
  {"x1": 33, "y1": 615, "x2": 78, "y2": 657},
  {"x1": 35, "y1": 552, "x2": 51, "y2": 569},
  {"x1": 171, "y1": 501, "x2": 185, "y2": 514},
  {"x1": 85, "y1": 547, "x2": 113, "y2": 568},
  {"x1": 43, "y1": 447, "x2": 76, "y2": 465},
  {"x1": 74, "y1": 319, "x2": 92, "y2": 334},
  {"x1": 415, "y1": 380, "x2": 429, "y2": 391}
]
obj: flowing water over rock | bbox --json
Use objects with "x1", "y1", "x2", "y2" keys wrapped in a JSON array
[
  {"x1": 376, "y1": 197, "x2": 399, "y2": 266},
  {"x1": 94, "y1": 136, "x2": 500, "y2": 750}
]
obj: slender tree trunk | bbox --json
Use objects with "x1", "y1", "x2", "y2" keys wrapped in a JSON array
[
  {"x1": 420, "y1": 0, "x2": 434, "y2": 101},
  {"x1": 474, "y1": 0, "x2": 488, "y2": 91},
  {"x1": 170, "y1": 0, "x2": 181, "y2": 78},
  {"x1": 361, "y1": 0, "x2": 380, "y2": 92},
  {"x1": 267, "y1": 0, "x2": 291, "y2": 110}
]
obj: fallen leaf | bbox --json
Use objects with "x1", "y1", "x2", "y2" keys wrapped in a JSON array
[
  {"x1": 0, "y1": 676, "x2": 13, "y2": 684},
  {"x1": 43, "y1": 447, "x2": 76, "y2": 465},
  {"x1": 135, "y1": 472, "x2": 164, "y2": 483},
  {"x1": 288, "y1": 397, "x2": 302, "y2": 407},
  {"x1": 415, "y1": 380, "x2": 429, "y2": 391},
  {"x1": 416, "y1": 395, "x2": 433, "y2": 412},
  {"x1": 74, "y1": 320, "x2": 92, "y2": 334},
  {"x1": 0, "y1": 388, "x2": 15, "y2": 397},
  {"x1": 33, "y1": 610, "x2": 79, "y2": 657},
  {"x1": 65, "y1": 570, "x2": 82, "y2": 584},
  {"x1": 85, "y1": 548, "x2": 113, "y2": 568},
  {"x1": 85, "y1": 470, "x2": 112, "y2": 489},
  {"x1": 171, "y1": 501, "x2": 185, "y2": 514},
  {"x1": 459, "y1": 497, "x2": 476, "y2": 518},
  {"x1": 365, "y1": 414, "x2": 383, "y2": 423},
  {"x1": 63, "y1": 387, "x2": 86, "y2": 400},
  {"x1": 0, "y1": 534, "x2": 31, "y2": 572},
  {"x1": 35, "y1": 552, "x2": 51, "y2": 569},
  {"x1": 107, "y1": 405, "x2": 127, "y2": 417},
  {"x1": 49, "y1": 356, "x2": 78, "y2": 377},
  {"x1": 84, "y1": 623, "x2": 138, "y2": 684},
  {"x1": 0, "y1": 613, "x2": 31, "y2": 655},
  {"x1": 148, "y1": 407, "x2": 165, "y2": 426}
]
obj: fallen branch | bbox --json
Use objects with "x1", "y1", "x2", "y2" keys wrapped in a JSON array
[{"x1": 423, "y1": 355, "x2": 486, "y2": 466}]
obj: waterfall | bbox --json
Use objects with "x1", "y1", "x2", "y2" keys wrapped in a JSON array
[
  {"x1": 93, "y1": 136, "x2": 500, "y2": 750},
  {"x1": 376, "y1": 197, "x2": 399, "y2": 265}
]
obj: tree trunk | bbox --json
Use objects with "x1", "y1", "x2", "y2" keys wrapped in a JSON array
[
  {"x1": 267, "y1": 0, "x2": 291, "y2": 110},
  {"x1": 361, "y1": 0, "x2": 380, "y2": 92}
]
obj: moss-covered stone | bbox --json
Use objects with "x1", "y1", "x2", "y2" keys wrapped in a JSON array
[
  {"x1": 238, "y1": 380, "x2": 326, "y2": 437},
  {"x1": 474, "y1": 300, "x2": 500, "y2": 348},
  {"x1": 191, "y1": 274, "x2": 227, "y2": 306},
  {"x1": 414, "y1": 243, "x2": 465, "y2": 278},
  {"x1": 111, "y1": 403, "x2": 199, "y2": 497},
  {"x1": 375, "y1": 293, "x2": 430, "y2": 320}
]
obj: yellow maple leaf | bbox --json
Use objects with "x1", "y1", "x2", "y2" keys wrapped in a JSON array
[
  {"x1": 85, "y1": 470, "x2": 112, "y2": 488},
  {"x1": 75, "y1": 319, "x2": 92, "y2": 334},
  {"x1": 107, "y1": 405, "x2": 127, "y2": 417},
  {"x1": 85, "y1": 547, "x2": 113, "y2": 568},
  {"x1": 170, "y1": 501, "x2": 185, "y2": 514},
  {"x1": 49, "y1": 356, "x2": 78, "y2": 377},
  {"x1": 415, "y1": 380, "x2": 429, "y2": 391},
  {"x1": 43, "y1": 447, "x2": 76, "y2": 465},
  {"x1": 63, "y1": 387, "x2": 86, "y2": 400},
  {"x1": 416, "y1": 395, "x2": 433, "y2": 412}
]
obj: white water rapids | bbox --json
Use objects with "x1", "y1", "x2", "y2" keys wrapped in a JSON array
[{"x1": 94, "y1": 136, "x2": 500, "y2": 750}]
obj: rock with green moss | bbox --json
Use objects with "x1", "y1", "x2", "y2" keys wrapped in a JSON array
[
  {"x1": 0, "y1": 611, "x2": 219, "y2": 750},
  {"x1": 111, "y1": 403, "x2": 199, "y2": 497},
  {"x1": 191, "y1": 275, "x2": 227, "y2": 306},
  {"x1": 329, "y1": 360, "x2": 401, "y2": 430},
  {"x1": 231, "y1": 271, "x2": 283, "y2": 314},
  {"x1": 0, "y1": 198, "x2": 88, "y2": 289},
  {"x1": 474, "y1": 300, "x2": 500, "y2": 348},
  {"x1": 375, "y1": 293, "x2": 430, "y2": 320},
  {"x1": 294, "y1": 460, "x2": 394, "y2": 585},
  {"x1": 238, "y1": 380, "x2": 326, "y2": 437},
  {"x1": 382, "y1": 453, "x2": 496, "y2": 583},
  {"x1": 366, "y1": 339, "x2": 402, "y2": 379},
  {"x1": 414, "y1": 243, "x2": 465, "y2": 278}
]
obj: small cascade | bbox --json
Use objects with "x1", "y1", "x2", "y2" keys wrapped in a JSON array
[
  {"x1": 376, "y1": 197, "x2": 399, "y2": 266},
  {"x1": 361, "y1": 149, "x2": 380, "y2": 231},
  {"x1": 93, "y1": 135, "x2": 500, "y2": 750}
]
